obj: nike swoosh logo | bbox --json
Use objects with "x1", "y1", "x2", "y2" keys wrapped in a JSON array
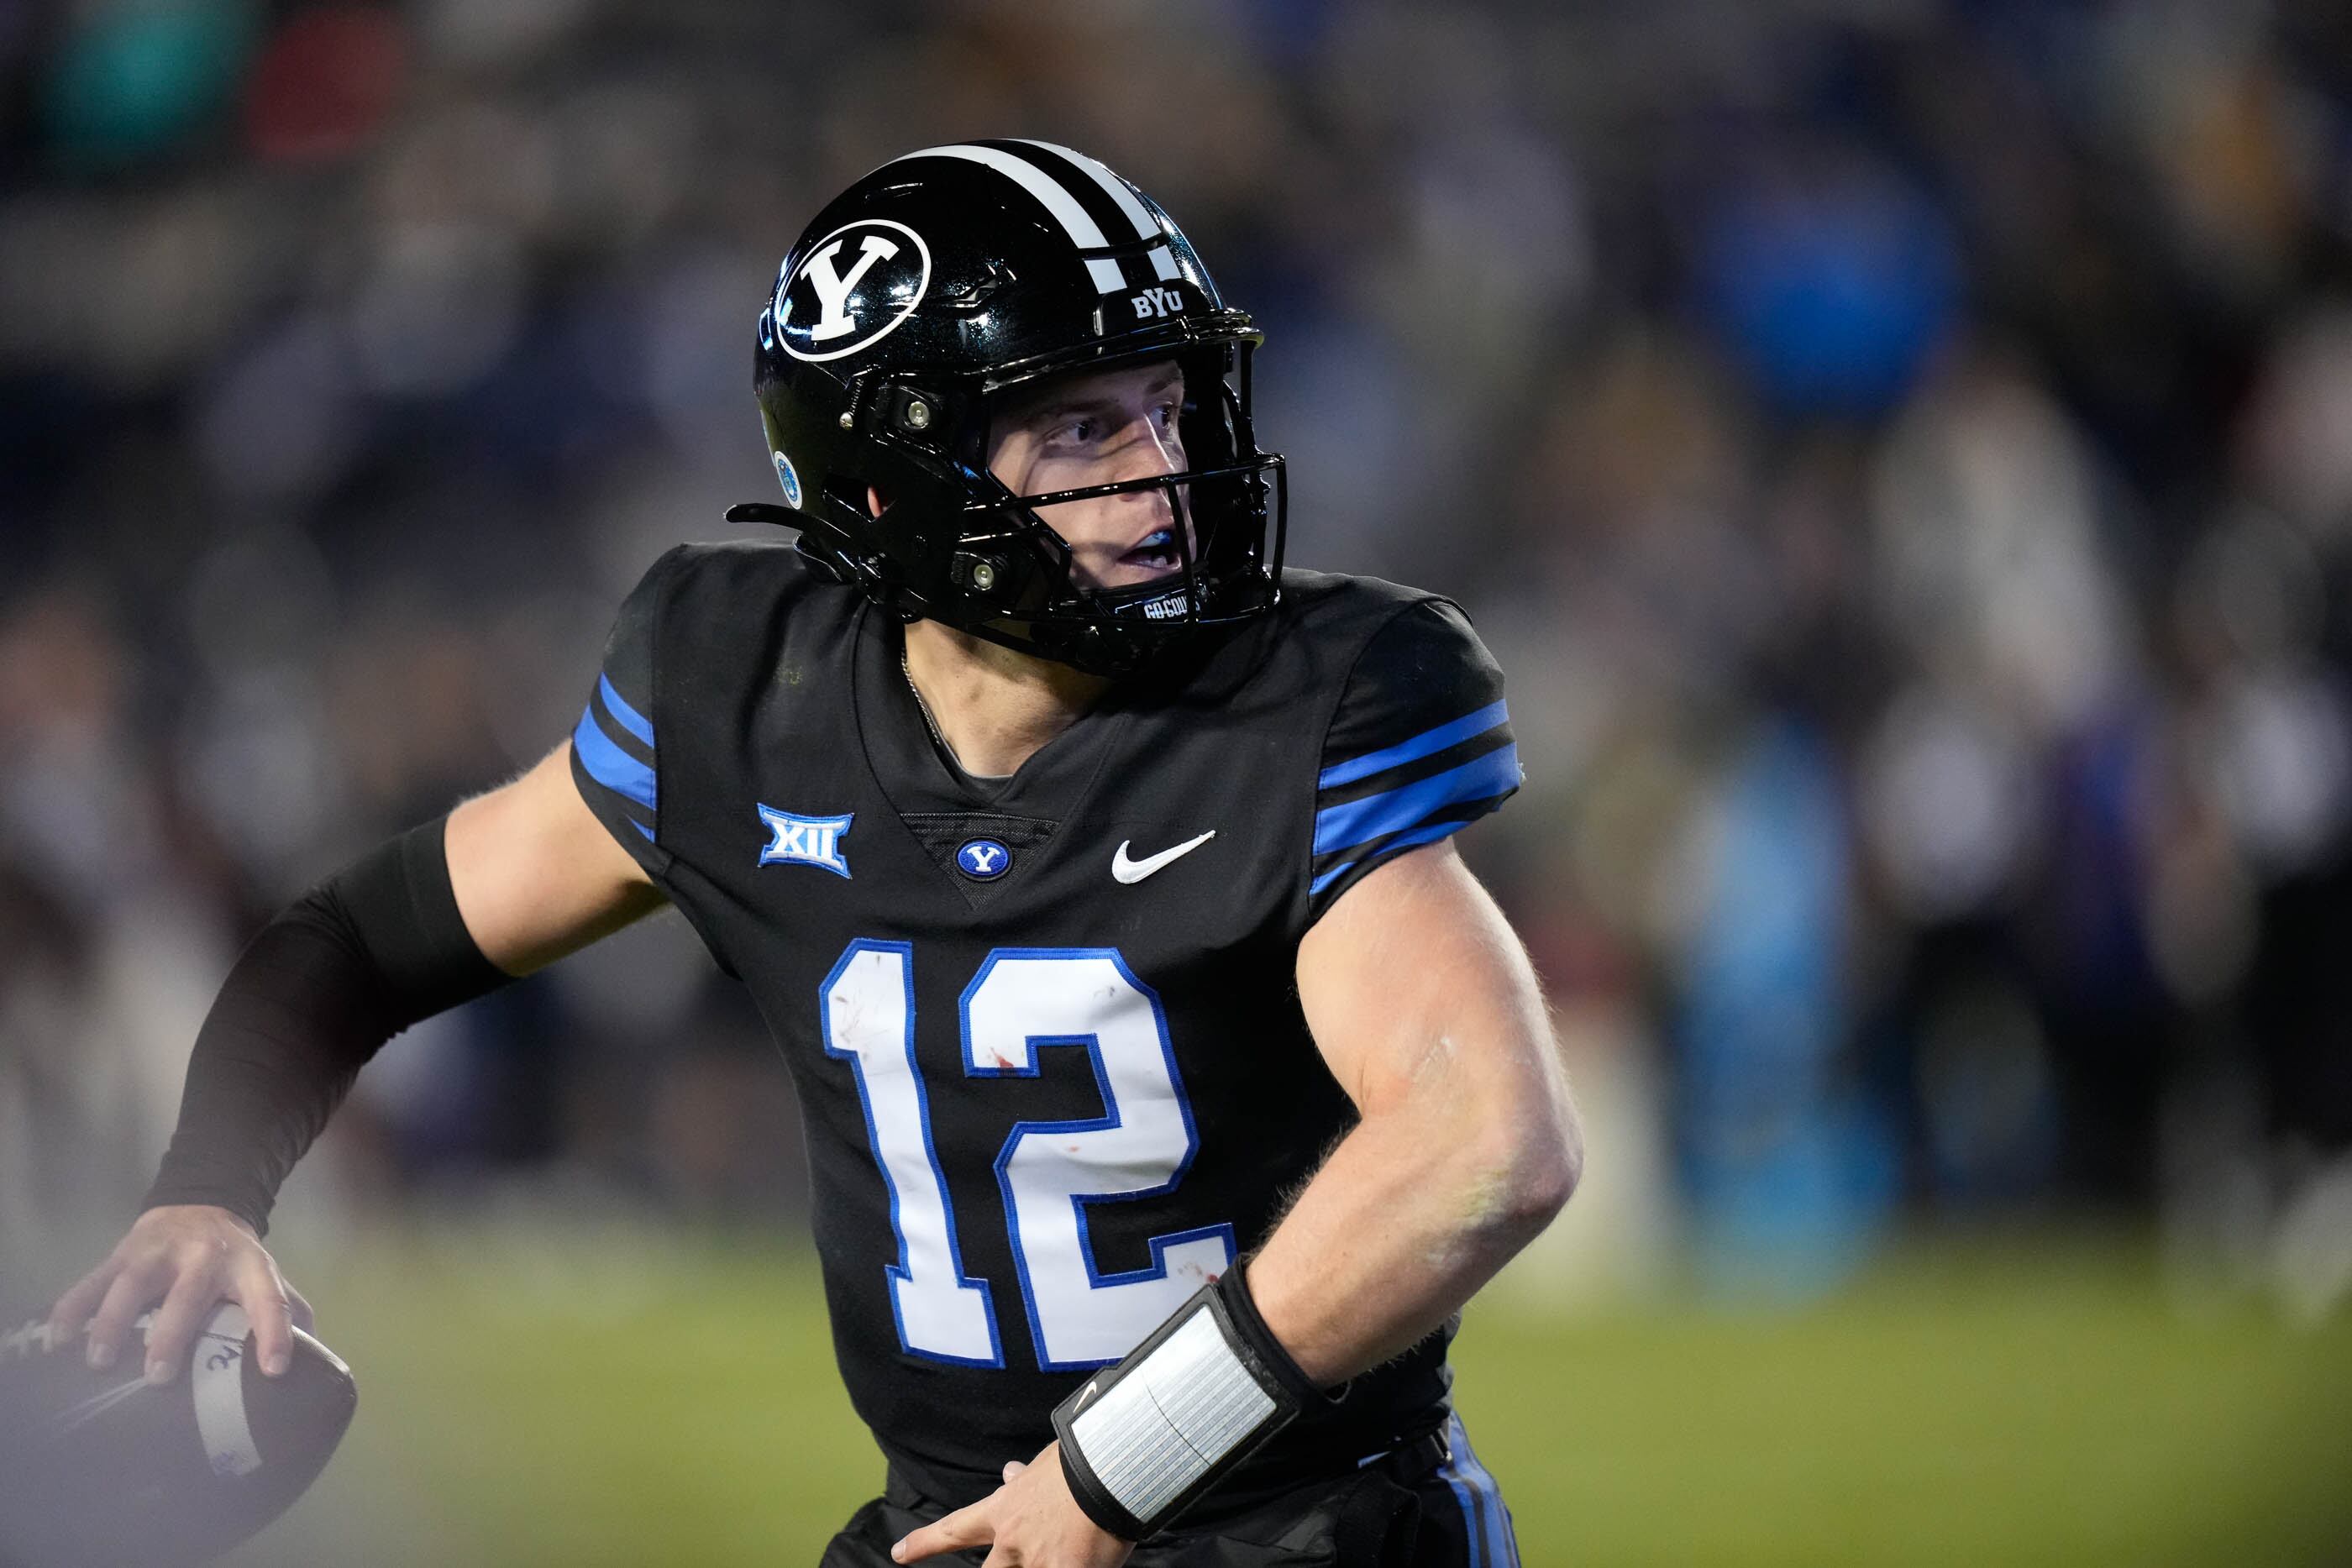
[{"x1": 1111, "y1": 831, "x2": 1215, "y2": 884}]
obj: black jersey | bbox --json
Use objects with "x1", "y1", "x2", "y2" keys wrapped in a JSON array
[{"x1": 568, "y1": 541, "x2": 1520, "y2": 1517}]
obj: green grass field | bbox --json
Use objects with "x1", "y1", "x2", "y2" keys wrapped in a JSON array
[{"x1": 223, "y1": 1223, "x2": 2352, "y2": 1567}]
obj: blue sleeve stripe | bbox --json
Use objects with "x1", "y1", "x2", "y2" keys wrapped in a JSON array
[
  {"x1": 1313, "y1": 742, "x2": 1520, "y2": 856},
  {"x1": 573, "y1": 703, "x2": 656, "y2": 811},
  {"x1": 597, "y1": 673, "x2": 654, "y2": 747},
  {"x1": 630, "y1": 818, "x2": 655, "y2": 842},
  {"x1": 1307, "y1": 817, "x2": 1480, "y2": 896},
  {"x1": 1317, "y1": 699, "x2": 1508, "y2": 789}
]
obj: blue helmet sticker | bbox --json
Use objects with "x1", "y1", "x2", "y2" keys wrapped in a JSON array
[
  {"x1": 955, "y1": 839, "x2": 1011, "y2": 880},
  {"x1": 772, "y1": 450, "x2": 803, "y2": 509}
]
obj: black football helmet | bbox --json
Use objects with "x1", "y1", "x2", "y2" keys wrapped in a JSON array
[{"x1": 727, "y1": 139, "x2": 1286, "y2": 675}]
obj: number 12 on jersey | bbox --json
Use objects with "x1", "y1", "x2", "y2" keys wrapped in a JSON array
[{"x1": 820, "y1": 941, "x2": 1237, "y2": 1371}]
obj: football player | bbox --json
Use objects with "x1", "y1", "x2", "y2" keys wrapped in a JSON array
[{"x1": 47, "y1": 141, "x2": 1580, "y2": 1566}]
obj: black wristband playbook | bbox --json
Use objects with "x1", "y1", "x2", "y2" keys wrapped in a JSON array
[
  {"x1": 141, "y1": 814, "x2": 511, "y2": 1235},
  {"x1": 1053, "y1": 1265, "x2": 1327, "y2": 1541}
]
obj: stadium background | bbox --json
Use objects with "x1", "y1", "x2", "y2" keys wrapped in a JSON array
[{"x1": 3, "y1": 0, "x2": 2351, "y2": 1562}]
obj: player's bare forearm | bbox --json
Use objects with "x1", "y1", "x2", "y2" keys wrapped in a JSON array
[
  {"x1": 1243, "y1": 1101, "x2": 1567, "y2": 1382},
  {"x1": 1255, "y1": 841, "x2": 1580, "y2": 1384}
]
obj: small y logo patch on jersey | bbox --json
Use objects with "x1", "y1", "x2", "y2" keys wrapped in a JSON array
[
  {"x1": 757, "y1": 805, "x2": 853, "y2": 878},
  {"x1": 955, "y1": 838, "x2": 1011, "y2": 881},
  {"x1": 1111, "y1": 830, "x2": 1215, "y2": 884}
]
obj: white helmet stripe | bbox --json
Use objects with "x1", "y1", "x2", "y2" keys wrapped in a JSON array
[
  {"x1": 1011, "y1": 140, "x2": 1184, "y2": 282},
  {"x1": 1011, "y1": 139, "x2": 1157, "y2": 239},
  {"x1": 890, "y1": 144, "x2": 1128, "y2": 294}
]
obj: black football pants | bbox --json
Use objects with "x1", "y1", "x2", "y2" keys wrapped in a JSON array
[{"x1": 818, "y1": 1415, "x2": 1521, "y2": 1568}]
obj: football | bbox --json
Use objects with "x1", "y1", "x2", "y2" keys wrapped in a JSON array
[{"x1": 0, "y1": 1303, "x2": 358, "y2": 1567}]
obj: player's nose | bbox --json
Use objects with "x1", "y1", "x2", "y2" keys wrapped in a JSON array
[
  {"x1": 1113, "y1": 406, "x2": 1184, "y2": 481},
  {"x1": 1106, "y1": 420, "x2": 1181, "y2": 522}
]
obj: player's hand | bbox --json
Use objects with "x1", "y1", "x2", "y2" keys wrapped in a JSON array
[
  {"x1": 892, "y1": 1441, "x2": 1133, "y2": 1568},
  {"x1": 44, "y1": 1205, "x2": 313, "y2": 1387}
]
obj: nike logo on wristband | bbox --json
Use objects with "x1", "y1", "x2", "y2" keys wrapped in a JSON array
[{"x1": 1111, "y1": 831, "x2": 1215, "y2": 884}]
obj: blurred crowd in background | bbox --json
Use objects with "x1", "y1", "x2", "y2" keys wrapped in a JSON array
[{"x1": 5, "y1": 0, "x2": 2352, "y2": 1317}]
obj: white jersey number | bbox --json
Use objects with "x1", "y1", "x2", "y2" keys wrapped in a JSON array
[
  {"x1": 962, "y1": 949, "x2": 1235, "y2": 1370},
  {"x1": 819, "y1": 941, "x2": 1234, "y2": 1371},
  {"x1": 820, "y1": 941, "x2": 1000, "y2": 1366}
]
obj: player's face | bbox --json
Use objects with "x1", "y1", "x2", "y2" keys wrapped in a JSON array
[{"x1": 987, "y1": 359, "x2": 1190, "y2": 593}]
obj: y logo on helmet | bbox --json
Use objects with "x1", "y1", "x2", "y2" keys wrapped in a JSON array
[
  {"x1": 806, "y1": 236, "x2": 897, "y2": 340},
  {"x1": 776, "y1": 219, "x2": 932, "y2": 364}
]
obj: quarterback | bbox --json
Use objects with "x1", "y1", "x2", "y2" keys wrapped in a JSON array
[{"x1": 49, "y1": 141, "x2": 1580, "y2": 1566}]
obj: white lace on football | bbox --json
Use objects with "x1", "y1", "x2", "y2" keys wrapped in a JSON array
[{"x1": 1, "y1": 1318, "x2": 59, "y2": 1360}]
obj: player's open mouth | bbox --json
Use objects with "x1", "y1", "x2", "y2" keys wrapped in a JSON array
[{"x1": 1118, "y1": 529, "x2": 1180, "y2": 572}]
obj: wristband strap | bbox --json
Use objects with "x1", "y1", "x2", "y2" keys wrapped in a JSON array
[{"x1": 1052, "y1": 1266, "x2": 1322, "y2": 1540}]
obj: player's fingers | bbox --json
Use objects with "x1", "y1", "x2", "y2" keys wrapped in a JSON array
[
  {"x1": 83, "y1": 1257, "x2": 173, "y2": 1372},
  {"x1": 140, "y1": 1266, "x2": 229, "y2": 1386},
  {"x1": 892, "y1": 1501, "x2": 995, "y2": 1562},
  {"x1": 1001, "y1": 1459, "x2": 1026, "y2": 1482},
  {"x1": 286, "y1": 1278, "x2": 317, "y2": 1335},
  {"x1": 232, "y1": 1256, "x2": 297, "y2": 1378},
  {"x1": 45, "y1": 1259, "x2": 121, "y2": 1350}
]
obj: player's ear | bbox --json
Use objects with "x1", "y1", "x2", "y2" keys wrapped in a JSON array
[{"x1": 865, "y1": 484, "x2": 893, "y2": 517}]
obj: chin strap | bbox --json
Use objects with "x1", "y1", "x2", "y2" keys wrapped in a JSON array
[
  {"x1": 723, "y1": 499, "x2": 1241, "y2": 668},
  {"x1": 726, "y1": 501, "x2": 923, "y2": 616}
]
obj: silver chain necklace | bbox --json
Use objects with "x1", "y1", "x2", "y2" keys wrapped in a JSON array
[
  {"x1": 902, "y1": 644, "x2": 1017, "y2": 784},
  {"x1": 901, "y1": 646, "x2": 951, "y2": 753}
]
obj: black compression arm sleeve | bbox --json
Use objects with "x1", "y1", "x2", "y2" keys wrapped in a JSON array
[{"x1": 141, "y1": 815, "x2": 512, "y2": 1236}]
